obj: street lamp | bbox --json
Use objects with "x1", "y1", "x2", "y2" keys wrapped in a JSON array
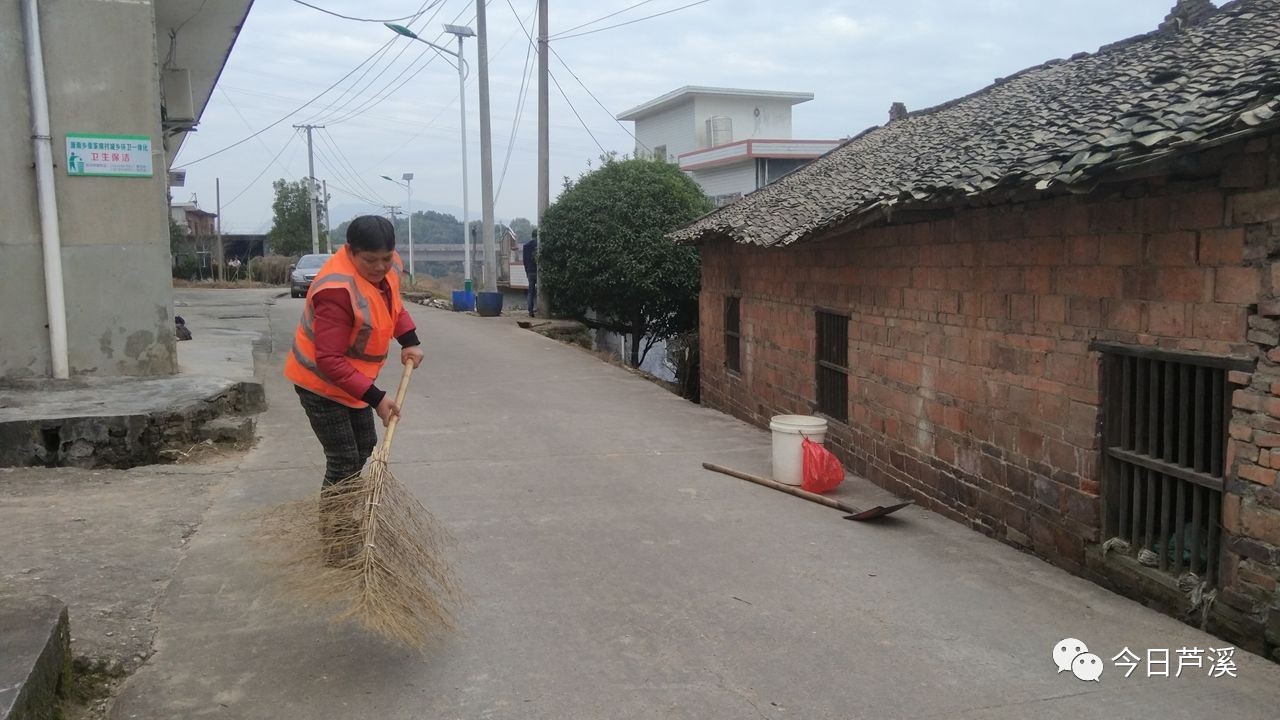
[
  {"x1": 381, "y1": 172, "x2": 415, "y2": 283},
  {"x1": 386, "y1": 22, "x2": 477, "y2": 294}
]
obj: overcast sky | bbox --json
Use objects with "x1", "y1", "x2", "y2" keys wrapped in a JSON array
[{"x1": 172, "y1": 0, "x2": 1198, "y2": 233}]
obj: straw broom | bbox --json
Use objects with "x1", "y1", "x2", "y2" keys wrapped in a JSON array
[{"x1": 261, "y1": 362, "x2": 464, "y2": 648}]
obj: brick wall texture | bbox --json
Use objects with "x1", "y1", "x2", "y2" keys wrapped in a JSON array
[{"x1": 698, "y1": 135, "x2": 1280, "y2": 657}]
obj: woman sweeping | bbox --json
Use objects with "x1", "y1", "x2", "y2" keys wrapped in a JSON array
[{"x1": 284, "y1": 215, "x2": 424, "y2": 516}]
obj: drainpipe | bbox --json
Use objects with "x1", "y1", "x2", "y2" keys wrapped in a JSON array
[{"x1": 21, "y1": 0, "x2": 70, "y2": 379}]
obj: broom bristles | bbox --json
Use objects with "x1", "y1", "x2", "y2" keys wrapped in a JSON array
[{"x1": 258, "y1": 450, "x2": 465, "y2": 648}]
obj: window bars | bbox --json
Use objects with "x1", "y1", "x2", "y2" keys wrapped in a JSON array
[
  {"x1": 725, "y1": 296, "x2": 741, "y2": 374},
  {"x1": 1100, "y1": 345, "x2": 1237, "y2": 586},
  {"x1": 816, "y1": 310, "x2": 849, "y2": 423}
]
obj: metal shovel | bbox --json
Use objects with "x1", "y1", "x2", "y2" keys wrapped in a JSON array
[{"x1": 702, "y1": 462, "x2": 912, "y2": 522}]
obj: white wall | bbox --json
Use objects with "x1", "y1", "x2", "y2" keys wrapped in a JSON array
[
  {"x1": 693, "y1": 97, "x2": 795, "y2": 147},
  {"x1": 634, "y1": 102, "x2": 697, "y2": 161},
  {"x1": 691, "y1": 161, "x2": 757, "y2": 201}
]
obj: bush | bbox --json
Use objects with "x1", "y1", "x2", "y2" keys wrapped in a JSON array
[
  {"x1": 541, "y1": 156, "x2": 712, "y2": 367},
  {"x1": 172, "y1": 255, "x2": 200, "y2": 280},
  {"x1": 248, "y1": 255, "x2": 298, "y2": 286}
]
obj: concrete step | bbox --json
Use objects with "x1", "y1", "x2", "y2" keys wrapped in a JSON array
[
  {"x1": 197, "y1": 416, "x2": 257, "y2": 444},
  {"x1": 0, "y1": 595, "x2": 70, "y2": 720},
  {"x1": 0, "y1": 378, "x2": 264, "y2": 469}
]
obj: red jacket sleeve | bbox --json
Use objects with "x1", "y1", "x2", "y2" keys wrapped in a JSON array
[
  {"x1": 312, "y1": 288, "x2": 375, "y2": 401},
  {"x1": 394, "y1": 307, "x2": 418, "y2": 343}
]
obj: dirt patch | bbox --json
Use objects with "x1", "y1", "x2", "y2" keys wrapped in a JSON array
[{"x1": 172, "y1": 279, "x2": 282, "y2": 290}]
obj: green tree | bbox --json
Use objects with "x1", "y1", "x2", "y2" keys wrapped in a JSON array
[
  {"x1": 329, "y1": 217, "x2": 363, "y2": 248},
  {"x1": 509, "y1": 217, "x2": 534, "y2": 245},
  {"x1": 541, "y1": 156, "x2": 712, "y2": 367},
  {"x1": 267, "y1": 179, "x2": 325, "y2": 256},
  {"x1": 415, "y1": 210, "x2": 464, "y2": 243},
  {"x1": 169, "y1": 217, "x2": 185, "y2": 254}
]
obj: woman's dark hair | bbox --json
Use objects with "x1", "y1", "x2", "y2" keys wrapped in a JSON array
[{"x1": 346, "y1": 215, "x2": 397, "y2": 252}]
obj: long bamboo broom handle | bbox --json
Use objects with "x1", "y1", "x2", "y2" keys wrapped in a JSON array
[
  {"x1": 379, "y1": 361, "x2": 415, "y2": 451},
  {"x1": 702, "y1": 462, "x2": 859, "y2": 514}
]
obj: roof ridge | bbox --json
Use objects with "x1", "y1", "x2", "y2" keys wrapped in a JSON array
[{"x1": 671, "y1": 0, "x2": 1280, "y2": 247}]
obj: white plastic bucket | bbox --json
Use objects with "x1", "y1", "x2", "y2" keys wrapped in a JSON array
[{"x1": 770, "y1": 415, "x2": 828, "y2": 486}]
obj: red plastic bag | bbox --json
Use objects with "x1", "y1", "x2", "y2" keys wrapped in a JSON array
[{"x1": 802, "y1": 438, "x2": 845, "y2": 494}]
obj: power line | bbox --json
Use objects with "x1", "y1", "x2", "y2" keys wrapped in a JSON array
[
  {"x1": 217, "y1": 86, "x2": 299, "y2": 178},
  {"x1": 328, "y1": 0, "x2": 531, "y2": 128},
  {"x1": 220, "y1": 84, "x2": 466, "y2": 136},
  {"x1": 322, "y1": 0, "x2": 476, "y2": 126},
  {"x1": 351, "y1": 0, "x2": 534, "y2": 171},
  {"x1": 173, "y1": 0, "x2": 442, "y2": 167},
  {"x1": 288, "y1": 0, "x2": 439, "y2": 23},
  {"x1": 548, "y1": 68, "x2": 605, "y2": 154},
  {"x1": 295, "y1": 36, "x2": 402, "y2": 125},
  {"x1": 364, "y1": 91, "x2": 461, "y2": 171},
  {"x1": 314, "y1": 144, "x2": 385, "y2": 206},
  {"x1": 550, "y1": 0, "x2": 658, "y2": 39},
  {"x1": 326, "y1": 180, "x2": 387, "y2": 208},
  {"x1": 173, "y1": 36, "x2": 400, "y2": 167},
  {"x1": 548, "y1": 45, "x2": 649, "y2": 153},
  {"x1": 317, "y1": 129, "x2": 385, "y2": 202},
  {"x1": 552, "y1": 0, "x2": 713, "y2": 41},
  {"x1": 301, "y1": 0, "x2": 452, "y2": 125},
  {"x1": 312, "y1": 134, "x2": 386, "y2": 206},
  {"x1": 495, "y1": 0, "x2": 539, "y2": 202},
  {"x1": 221, "y1": 130, "x2": 301, "y2": 209},
  {"x1": 319, "y1": 129, "x2": 382, "y2": 199}
]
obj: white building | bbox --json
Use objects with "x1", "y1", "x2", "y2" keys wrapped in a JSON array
[{"x1": 616, "y1": 86, "x2": 842, "y2": 206}]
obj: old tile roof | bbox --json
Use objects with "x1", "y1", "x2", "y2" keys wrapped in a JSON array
[{"x1": 671, "y1": 0, "x2": 1280, "y2": 247}]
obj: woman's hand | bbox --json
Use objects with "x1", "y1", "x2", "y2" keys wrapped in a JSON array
[
  {"x1": 401, "y1": 345, "x2": 425, "y2": 369},
  {"x1": 375, "y1": 396, "x2": 401, "y2": 426}
]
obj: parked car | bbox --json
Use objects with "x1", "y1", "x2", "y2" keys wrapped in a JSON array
[{"x1": 289, "y1": 253, "x2": 332, "y2": 298}]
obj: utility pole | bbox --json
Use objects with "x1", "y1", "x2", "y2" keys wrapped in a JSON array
[
  {"x1": 454, "y1": 27, "x2": 473, "y2": 295},
  {"x1": 293, "y1": 124, "x2": 324, "y2": 254},
  {"x1": 215, "y1": 177, "x2": 224, "y2": 281},
  {"x1": 536, "y1": 0, "x2": 551, "y2": 318},
  {"x1": 322, "y1": 179, "x2": 331, "y2": 252},
  {"x1": 404, "y1": 174, "x2": 415, "y2": 284},
  {"x1": 476, "y1": 0, "x2": 497, "y2": 293}
]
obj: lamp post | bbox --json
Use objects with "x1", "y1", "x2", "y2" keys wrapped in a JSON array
[
  {"x1": 381, "y1": 172, "x2": 415, "y2": 283},
  {"x1": 386, "y1": 22, "x2": 477, "y2": 294}
]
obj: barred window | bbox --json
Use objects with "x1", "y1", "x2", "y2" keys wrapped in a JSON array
[
  {"x1": 725, "y1": 296, "x2": 741, "y2": 373},
  {"x1": 1099, "y1": 344, "x2": 1241, "y2": 586},
  {"x1": 816, "y1": 310, "x2": 849, "y2": 423}
]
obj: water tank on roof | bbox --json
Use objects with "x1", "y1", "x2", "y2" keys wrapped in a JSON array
[{"x1": 705, "y1": 116, "x2": 733, "y2": 147}]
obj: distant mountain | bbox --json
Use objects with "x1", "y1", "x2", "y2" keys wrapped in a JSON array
[{"x1": 328, "y1": 201, "x2": 468, "y2": 225}]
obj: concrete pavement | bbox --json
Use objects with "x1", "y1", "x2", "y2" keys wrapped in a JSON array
[
  {"x1": 109, "y1": 291, "x2": 1280, "y2": 719},
  {"x1": 0, "y1": 288, "x2": 278, "y2": 719}
]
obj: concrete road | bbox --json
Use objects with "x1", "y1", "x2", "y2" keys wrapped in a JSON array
[{"x1": 111, "y1": 291, "x2": 1280, "y2": 719}]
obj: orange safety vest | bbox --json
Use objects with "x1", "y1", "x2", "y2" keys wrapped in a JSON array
[{"x1": 284, "y1": 246, "x2": 406, "y2": 408}]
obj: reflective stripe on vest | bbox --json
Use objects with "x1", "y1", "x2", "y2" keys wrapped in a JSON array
[
  {"x1": 283, "y1": 246, "x2": 404, "y2": 407},
  {"x1": 297, "y1": 284, "x2": 387, "y2": 362}
]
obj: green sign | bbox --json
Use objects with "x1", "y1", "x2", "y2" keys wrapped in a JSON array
[{"x1": 65, "y1": 133, "x2": 153, "y2": 177}]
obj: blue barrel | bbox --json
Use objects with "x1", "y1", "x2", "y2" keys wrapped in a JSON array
[
  {"x1": 476, "y1": 291, "x2": 504, "y2": 317},
  {"x1": 451, "y1": 290, "x2": 474, "y2": 311}
]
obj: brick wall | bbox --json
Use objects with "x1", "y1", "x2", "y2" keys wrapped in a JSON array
[{"x1": 699, "y1": 134, "x2": 1280, "y2": 658}]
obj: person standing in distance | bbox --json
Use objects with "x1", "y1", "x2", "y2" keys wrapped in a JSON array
[{"x1": 523, "y1": 229, "x2": 539, "y2": 317}]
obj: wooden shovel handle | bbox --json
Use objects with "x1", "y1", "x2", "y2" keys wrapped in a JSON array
[
  {"x1": 702, "y1": 462, "x2": 858, "y2": 514},
  {"x1": 380, "y1": 361, "x2": 415, "y2": 451}
]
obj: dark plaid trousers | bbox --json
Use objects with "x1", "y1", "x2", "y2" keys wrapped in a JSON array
[{"x1": 295, "y1": 386, "x2": 377, "y2": 487}]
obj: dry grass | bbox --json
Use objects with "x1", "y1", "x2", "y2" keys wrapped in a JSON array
[
  {"x1": 171, "y1": 278, "x2": 280, "y2": 290},
  {"x1": 403, "y1": 273, "x2": 465, "y2": 297},
  {"x1": 257, "y1": 448, "x2": 465, "y2": 649}
]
